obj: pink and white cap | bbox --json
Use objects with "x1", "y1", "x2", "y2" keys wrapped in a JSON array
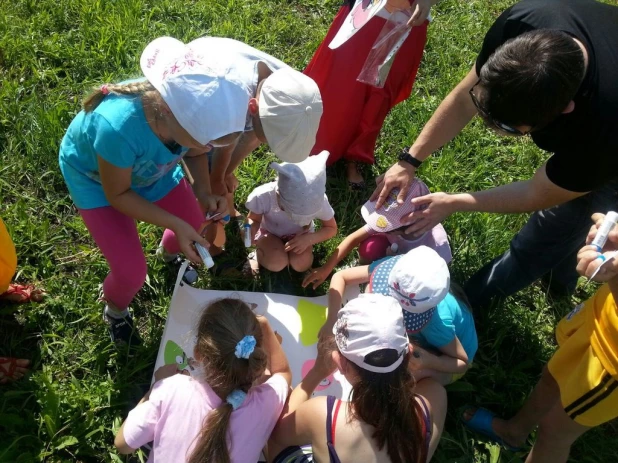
[
  {"x1": 332, "y1": 293, "x2": 409, "y2": 374},
  {"x1": 361, "y1": 178, "x2": 430, "y2": 232},
  {"x1": 140, "y1": 36, "x2": 252, "y2": 145}
]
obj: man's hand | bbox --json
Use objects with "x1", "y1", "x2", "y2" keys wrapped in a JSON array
[
  {"x1": 403, "y1": 192, "x2": 456, "y2": 236},
  {"x1": 370, "y1": 161, "x2": 416, "y2": 209},
  {"x1": 302, "y1": 265, "x2": 332, "y2": 289}
]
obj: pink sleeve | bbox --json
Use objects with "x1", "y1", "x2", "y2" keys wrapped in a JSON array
[
  {"x1": 122, "y1": 381, "x2": 166, "y2": 449},
  {"x1": 363, "y1": 224, "x2": 376, "y2": 236},
  {"x1": 430, "y1": 224, "x2": 452, "y2": 264},
  {"x1": 245, "y1": 187, "x2": 269, "y2": 215},
  {"x1": 247, "y1": 374, "x2": 289, "y2": 433}
]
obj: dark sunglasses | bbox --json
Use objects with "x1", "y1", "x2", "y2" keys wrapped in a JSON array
[{"x1": 469, "y1": 81, "x2": 527, "y2": 136}]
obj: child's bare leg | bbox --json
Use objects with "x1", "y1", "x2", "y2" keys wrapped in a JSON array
[
  {"x1": 289, "y1": 247, "x2": 313, "y2": 272},
  {"x1": 256, "y1": 235, "x2": 289, "y2": 272},
  {"x1": 525, "y1": 400, "x2": 589, "y2": 463}
]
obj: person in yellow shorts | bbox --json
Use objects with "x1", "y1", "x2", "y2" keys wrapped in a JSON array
[{"x1": 462, "y1": 212, "x2": 618, "y2": 462}]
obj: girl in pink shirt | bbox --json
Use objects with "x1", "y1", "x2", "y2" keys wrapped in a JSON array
[{"x1": 114, "y1": 298, "x2": 292, "y2": 462}]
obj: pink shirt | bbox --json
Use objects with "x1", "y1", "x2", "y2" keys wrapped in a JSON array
[{"x1": 122, "y1": 374, "x2": 289, "y2": 462}]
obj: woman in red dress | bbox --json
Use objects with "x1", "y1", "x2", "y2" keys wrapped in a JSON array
[{"x1": 305, "y1": 0, "x2": 433, "y2": 189}]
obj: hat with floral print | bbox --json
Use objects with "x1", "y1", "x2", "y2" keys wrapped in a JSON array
[
  {"x1": 369, "y1": 246, "x2": 450, "y2": 333},
  {"x1": 270, "y1": 150, "x2": 330, "y2": 226},
  {"x1": 332, "y1": 293, "x2": 409, "y2": 374},
  {"x1": 361, "y1": 178, "x2": 430, "y2": 232},
  {"x1": 140, "y1": 36, "x2": 252, "y2": 145}
]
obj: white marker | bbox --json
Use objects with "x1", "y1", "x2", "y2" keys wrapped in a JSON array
[
  {"x1": 243, "y1": 223, "x2": 252, "y2": 248},
  {"x1": 194, "y1": 242, "x2": 214, "y2": 268},
  {"x1": 390, "y1": 243, "x2": 399, "y2": 253},
  {"x1": 591, "y1": 211, "x2": 618, "y2": 251}
]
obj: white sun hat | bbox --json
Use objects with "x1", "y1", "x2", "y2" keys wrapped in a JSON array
[
  {"x1": 259, "y1": 68, "x2": 323, "y2": 163},
  {"x1": 140, "y1": 36, "x2": 253, "y2": 145},
  {"x1": 270, "y1": 150, "x2": 330, "y2": 226},
  {"x1": 332, "y1": 293, "x2": 409, "y2": 374}
]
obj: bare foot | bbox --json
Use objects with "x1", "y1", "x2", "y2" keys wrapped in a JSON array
[
  {"x1": 0, "y1": 357, "x2": 30, "y2": 384},
  {"x1": 346, "y1": 162, "x2": 365, "y2": 188}
]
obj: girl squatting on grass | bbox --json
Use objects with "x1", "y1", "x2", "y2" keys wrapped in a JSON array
[
  {"x1": 114, "y1": 298, "x2": 292, "y2": 462},
  {"x1": 245, "y1": 150, "x2": 337, "y2": 274},
  {"x1": 58, "y1": 39, "x2": 252, "y2": 350},
  {"x1": 303, "y1": 177, "x2": 451, "y2": 290},
  {"x1": 268, "y1": 293, "x2": 447, "y2": 463},
  {"x1": 323, "y1": 245, "x2": 477, "y2": 386}
]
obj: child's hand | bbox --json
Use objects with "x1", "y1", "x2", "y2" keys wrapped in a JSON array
[
  {"x1": 408, "y1": 344, "x2": 429, "y2": 371},
  {"x1": 225, "y1": 173, "x2": 239, "y2": 194},
  {"x1": 407, "y1": 0, "x2": 432, "y2": 26},
  {"x1": 174, "y1": 220, "x2": 210, "y2": 264},
  {"x1": 285, "y1": 234, "x2": 313, "y2": 254},
  {"x1": 154, "y1": 364, "x2": 181, "y2": 382},
  {"x1": 313, "y1": 337, "x2": 337, "y2": 378},
  {"x1": 302, "y1": 265, "x2": 331, "y2": 289},
  {"x1": 318, "y1": 318, "x2": 337, "y2": 341}
]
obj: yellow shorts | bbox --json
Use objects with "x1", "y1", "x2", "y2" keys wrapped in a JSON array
[{"x1": 548, "y1": 302, "x2": 618, "y2": 427}]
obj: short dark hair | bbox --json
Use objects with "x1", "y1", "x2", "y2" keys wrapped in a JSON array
[{"x1": 478, "y1": 29, "x2": 585, "y2": 129}]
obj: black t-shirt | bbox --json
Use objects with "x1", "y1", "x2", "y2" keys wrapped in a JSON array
[{"x1": 476, "y1": 0, "x2": 618, "y2": 192}]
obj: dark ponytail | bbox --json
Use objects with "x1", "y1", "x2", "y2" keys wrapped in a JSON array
[
  {"x1": 187, "y1": 298, "x2": 268, "y2": 463},
  {"x1": 349, "y1": 349, "x2": 427, "y2": 463}
]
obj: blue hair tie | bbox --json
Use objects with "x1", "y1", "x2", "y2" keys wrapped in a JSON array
[
  {"x1": 235, "y1": 335, "x2": 256, "y2": 359},
  {"x1": 226, "y1": 389, "x2": 247, "y2": 410}
]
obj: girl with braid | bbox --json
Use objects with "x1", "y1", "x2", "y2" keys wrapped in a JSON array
[
  {"x1": 114, "y1": 298, "x2": 291, "y2": 462},
  {"x1": 58, "y1": 38, "x2": 254, "y2": 349}
]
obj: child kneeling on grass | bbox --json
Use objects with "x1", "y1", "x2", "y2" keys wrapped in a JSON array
[
  {"x1": 463, "y1": 212, "x2": 618, "y2": 461},
  {"x1": 114, "y1": 298, "x2": 291, "y2": 462},
  {"x1": 303, "y1": 177, "x2": 450, "y2": 289},
  {"x1": 322, "y1": 245, "x2": 477, "y2": 385},
  {"x1": 245, "y1": 150, "x2": 337, "y2": 274}
]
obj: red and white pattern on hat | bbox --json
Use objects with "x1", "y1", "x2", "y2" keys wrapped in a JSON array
[
  {"x1": 361, "y1": 178, "x2": 430, "y2": 233},
  {"x1": 161, "y1": 49, "x2": 205, "y2": 81}
]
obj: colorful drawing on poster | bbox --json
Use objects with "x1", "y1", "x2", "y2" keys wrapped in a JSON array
[
  {"x1": 163, "y1": 340, "x2": 194, "y2": 373},
  {"x1": 302, "y1": 359, "x2": 337, "y2": 392},
  {"x1": 296, "y1": 299, "x2": 327, "y2": 346},
  {"x1": 329, "y1": 0, "x2": 387, "y2": 49}
]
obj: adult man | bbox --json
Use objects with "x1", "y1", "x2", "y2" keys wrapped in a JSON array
[{"x1": 371, "y1": 0, "x2": 618, "y2": 308}]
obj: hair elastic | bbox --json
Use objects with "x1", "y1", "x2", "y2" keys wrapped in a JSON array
[
  {"x1": 226, "y1": 389, "x2": 247, "y2": 410},
  {"x1": 235, "y1": 335, "x2": 256, "y2": 359},
  {"x1": 100, "y1": 84, "x2": 110, "y2": 95}
]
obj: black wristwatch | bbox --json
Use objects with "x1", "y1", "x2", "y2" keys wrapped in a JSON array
[{"x1": 397, "y1": 147, "x2": 422, "y2": 168}]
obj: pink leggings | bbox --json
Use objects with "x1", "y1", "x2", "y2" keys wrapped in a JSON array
[
  {"x1": 79, "y1": 179, "x2": 203, "y2": 309},
  {"x1": 359, "y1": 234, "x2": 391, "y2": 263}
]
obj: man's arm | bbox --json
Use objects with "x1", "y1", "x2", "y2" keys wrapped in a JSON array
[
  {"x1": 406, "y1": 163, "x2": 587, "y2": 236},
  {"x1": 372, "y1": 65, "x2": 479, "y2": 207}
]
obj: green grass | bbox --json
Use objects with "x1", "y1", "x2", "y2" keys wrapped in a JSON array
[{"x1": 0, "y1": 0, "x2": 616, "y2": 461}]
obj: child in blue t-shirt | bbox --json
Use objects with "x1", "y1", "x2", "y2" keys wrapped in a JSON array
[
  {"x1": 321, "y1": 245, "x2": 477, "y2": 385},
  {"x1": 58, "y1": 41, "x2": 250, "y2": 349}
]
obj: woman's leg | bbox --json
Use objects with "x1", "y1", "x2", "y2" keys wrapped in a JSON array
[
  {"x1": 256, "y1": 234, "x2": 289, "y2": 272},
  {"x1": 156, "y1": 179, "x2": 205, "y2": 255},
  {"x1": 79, "y1": 207, "x2": 147, "y2": 310}
]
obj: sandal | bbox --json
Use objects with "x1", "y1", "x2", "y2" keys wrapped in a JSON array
[
  {"x1": 0, "y1": 357, "x2": 30, "y2": 384},
  {"x1": 0, "y1": 283, "x2": 45, "y2": 304},
  {"x1": 345, "y1": 161, "x2": 366, "y2": 191},
  {"x1": 462, "y1": 407, "x2": 523, "y2": 452}
]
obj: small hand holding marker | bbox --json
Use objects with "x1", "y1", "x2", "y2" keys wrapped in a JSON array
[{"x1": 577, "y1": 212, "x2": 618, "y2": 282}]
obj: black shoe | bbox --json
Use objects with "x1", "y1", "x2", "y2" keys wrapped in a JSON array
[{"x1": 103, "y1": 308, "x2": 142, "y2": 351}]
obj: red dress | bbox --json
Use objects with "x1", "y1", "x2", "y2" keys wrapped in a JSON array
[{"x1": 305, "y1": 5, "x2": 428, "y2": 165}]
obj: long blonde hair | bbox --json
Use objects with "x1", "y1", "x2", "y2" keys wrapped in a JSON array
[
  {"x1": 188, "y1": 298, "x2": 268, "y2": 463},
  {"x1": 82, "y1": 80, "x2": 158, "y2": 112}
]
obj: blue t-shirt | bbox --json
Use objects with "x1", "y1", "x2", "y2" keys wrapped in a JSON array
[
  {"x1": 368, "y1": 256, "x2": 478, "y2": 362},
  {"x1": 59, "y1": 92, "x2": 187, "y2": 209}
]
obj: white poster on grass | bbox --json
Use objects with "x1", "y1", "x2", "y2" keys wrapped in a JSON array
[{"x1": 154, "y1": 262, "x2": 360, "y2": 400}]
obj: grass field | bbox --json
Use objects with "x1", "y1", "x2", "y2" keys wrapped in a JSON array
[{"x1": 0, "y1": 0, "x2": 616, "y2": 461}]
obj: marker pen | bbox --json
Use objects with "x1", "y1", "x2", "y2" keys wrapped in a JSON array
[
  {"x1": 591, "y1": 211, "x2": 618, "y2": 251},
  {"x1": 194, "y1": 242, "x2": 215, "y2": 268},
  {"x1": 243, "y1": 223, "x2": 252, "y2": 248}
]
